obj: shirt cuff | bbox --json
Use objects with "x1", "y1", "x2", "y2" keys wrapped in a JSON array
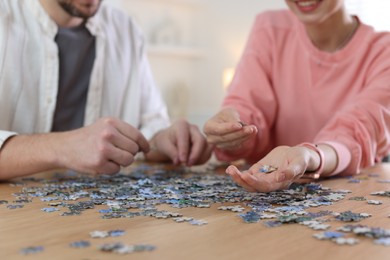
[
  {"x1": 322, "y1": 141, "x2": 352, "y2": 176},
  {"x1": 0, "y1": 131, "x2": 18, "y2": 150}
]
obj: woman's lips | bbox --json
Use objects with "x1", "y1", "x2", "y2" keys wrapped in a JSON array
[{"x1": 295, "y1": 0, "x2": 322, "y2": 13}]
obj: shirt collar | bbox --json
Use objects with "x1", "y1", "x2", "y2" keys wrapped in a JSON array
[
  {"x1": 85, "y1": 12, "x2": 101, "y2": 37},
  {"x1": 27, "y1": 0, "x2": 58, "y2": 38}
]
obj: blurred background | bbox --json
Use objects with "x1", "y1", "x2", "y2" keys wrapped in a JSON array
[{"x1": 107, "y1": 0, "x2": 390, "y2": 129}]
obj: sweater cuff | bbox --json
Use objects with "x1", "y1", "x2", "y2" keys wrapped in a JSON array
[{"x1": 322, "y1": 141, "x2": 351, "y2": 176}]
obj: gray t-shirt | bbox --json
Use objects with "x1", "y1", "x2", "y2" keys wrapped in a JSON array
[{"x1": 51, "y1": 23, "x2": 96, "y2": 132}]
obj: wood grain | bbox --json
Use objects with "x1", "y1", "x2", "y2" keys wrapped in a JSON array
[{"x1": 1, "y1": 163, "x2": 390, "y2": 260}]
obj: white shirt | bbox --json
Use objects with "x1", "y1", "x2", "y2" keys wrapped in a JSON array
[{"x1": 0, "y1": 0, "x2": 170, "y2": 148}]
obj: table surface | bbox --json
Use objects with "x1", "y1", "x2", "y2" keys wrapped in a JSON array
[{"x1": 1, "y1": 163, "x2": 390, "y2": 260}]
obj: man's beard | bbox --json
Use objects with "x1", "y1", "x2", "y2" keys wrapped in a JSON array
[{"x1": 58, "y1": 1, "x2": 102, "y2": 19}]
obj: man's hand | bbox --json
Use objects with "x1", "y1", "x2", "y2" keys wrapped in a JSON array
[
  {"x1": 146, "y1": 119, "x2": 212, "y2": 166},
  {"x1": 203, "y1": 107, "x2": 257, "y2": 150},
  {"x1": 0, "y1": 117, "x2": 150, "y2": 179},
  {"x1": 59, "y1": 117, "x2": 150, "y2": 175}
]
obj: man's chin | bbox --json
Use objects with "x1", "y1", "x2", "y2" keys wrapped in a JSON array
[
  {"x1": 59, "y1": 2, "x2": 101, "y2": 19},
  {"x1": 77, "y1": 9, "x2": 99, "y2": 19}
]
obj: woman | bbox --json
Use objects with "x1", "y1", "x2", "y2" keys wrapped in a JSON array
[{"x1": 203, "y1": 0, "x2": 390, "y2": 192}]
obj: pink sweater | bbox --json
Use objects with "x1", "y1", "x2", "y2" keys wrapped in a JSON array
[{"x1": 217, "y1": 10, "x2": 390, "y2": 176}]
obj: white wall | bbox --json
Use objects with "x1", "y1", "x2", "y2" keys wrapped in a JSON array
[
  {"x1": 108, "y1": 0, "x2": 202, "y2": 120},
  {"x1": 346, "y1": 0, "x2": 390, "y2": 32},
  {"x1": 105, "y1": 1, "x2": 287, "y2": 128}
]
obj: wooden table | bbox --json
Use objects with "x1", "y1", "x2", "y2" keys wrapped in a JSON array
[{"x1": 1, "y1": 163, "x2": 390, "y2": 260}]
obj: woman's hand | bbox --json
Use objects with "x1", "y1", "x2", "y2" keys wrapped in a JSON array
[
  {"x1": 226, "y1": 145, "x2": 319, "y2": 192},
  {"x1": 203, "y1": 107, "x2": 258, "y2": 150}
]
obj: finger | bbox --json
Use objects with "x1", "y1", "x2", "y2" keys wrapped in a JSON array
[
  {"x1": 111, "y1": 119, "x2": 150, "y2": 153},
  {"x1": 240, "y1": 172, "x2": 276, "y2": 193},
  {"x1": 207, "y1": 125, "x2": 257, "y2": 146},
  {"x1": 204, "y1": 121, "x2": 244, "y2": 136},
  {"x1": 175, "y1": 122, "x2": 191, "y2": 164},
  {"x1": 105, "y1": 144, "x2": 135, "y2": 167},
  {"x1": 215, "y1": 128, "x2": 257, "y2": 149},
  {"x1": 187, "y1": 126, "x2": 208, "y2": 165},
  {"x1": 226, "y1": 165, "x2": 257, "y2": 192},
  {"x1": 219, "y1": 125, "x2": 257, "y2": 142},
  {"x1": 97, "y1": 161, "x2": 121, "y2": 175},
  {"x1": 196, "y1": 144, "x2": 214, "y2": 165},
  {"x1": 226, "y1": 170, "x2": 254, "y2": 191},
  {"x1": 110, "y1": 134, "x2": 140, "y2": 155},
  {"x1": 158, "y1": 138, "x2": 180, "y2": 165},
  {"x1": 246, "y1": 163, "x2": 269, "y2": 176}
]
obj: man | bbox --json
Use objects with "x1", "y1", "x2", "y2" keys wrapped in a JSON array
[{"x1": 0, "y1": 0, "x2": 211, "y2": 179}]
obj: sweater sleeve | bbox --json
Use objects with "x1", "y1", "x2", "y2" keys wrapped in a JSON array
[{"x1": 315, "y1": 39, "x2": 390, "y2": 176}]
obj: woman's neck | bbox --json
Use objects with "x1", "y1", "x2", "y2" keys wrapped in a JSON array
[{"x1": 305, "y1": 10, "x2": 358, "y2": 52}]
